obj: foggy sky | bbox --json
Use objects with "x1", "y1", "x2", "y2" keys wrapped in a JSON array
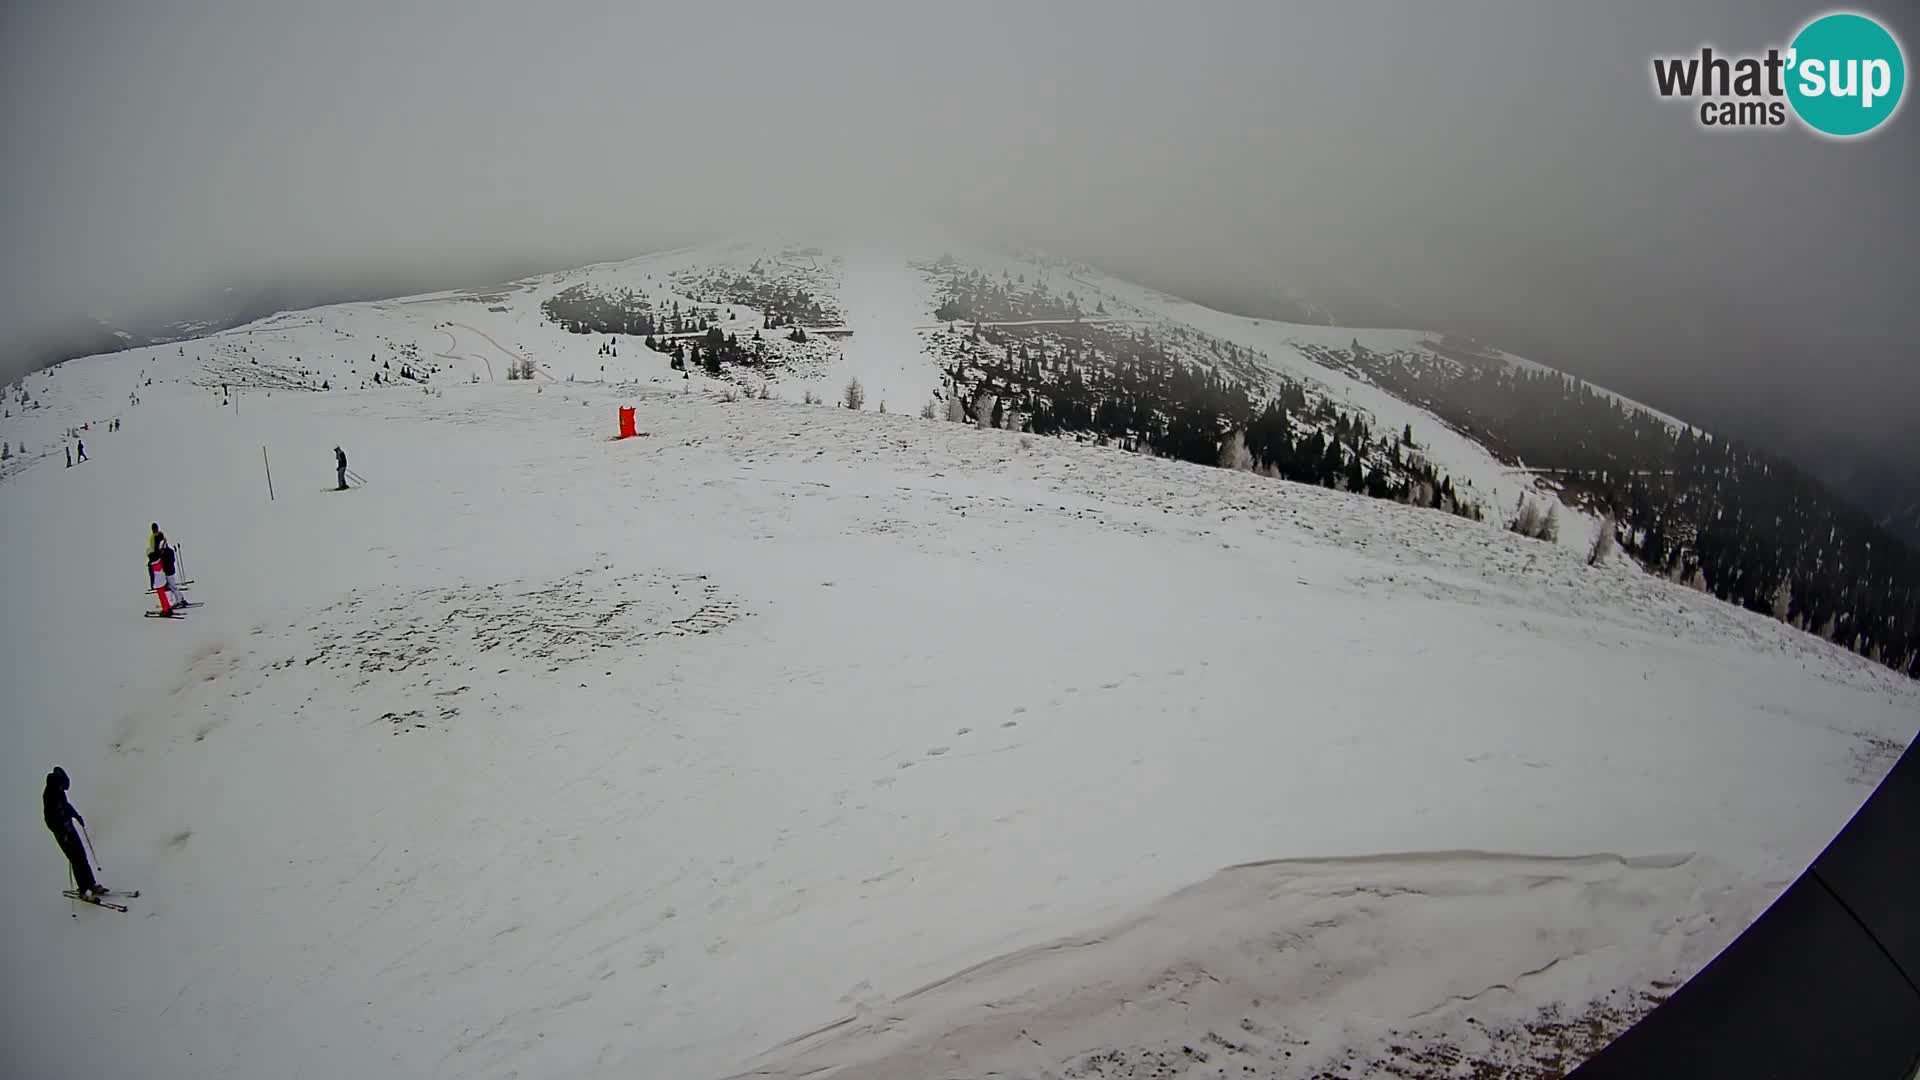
[{"x1": 3, "y1": 0, "x2": 1915, "y2": 477}]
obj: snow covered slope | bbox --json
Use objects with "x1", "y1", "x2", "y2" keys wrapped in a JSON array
[
  {"x1": 2, "y1": 248, "x2": 1915, "y2": 1079},
  {"x1": 2, "y1": 239, "x2": 1688, "y2": 558}
]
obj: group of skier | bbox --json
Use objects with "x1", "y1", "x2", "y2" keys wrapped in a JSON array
[
  {"x1": 47, "y1": 529, "x2": 191, "y2": 904},
  {"x1": 49, "y1": 448, "x2": 359, "y2": 905},
  {"x1": 60, "y1": 420, "x2": 120, "y2": 467},
  {"x1": 149, "y1": 523, "x2": 191, "y2": 613}
]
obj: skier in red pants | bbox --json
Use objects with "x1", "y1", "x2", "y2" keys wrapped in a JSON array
[{"x1": 43, "y1": 768, "x2": 103, "y2": 898}]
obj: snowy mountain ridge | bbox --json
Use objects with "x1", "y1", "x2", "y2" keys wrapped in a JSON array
[
  {"x1": 10, "y1": 241, "x2": 1918, "y2": 685},
  {"x1": 4, "y1": 240, "x2": 1674, "y2": 545}
]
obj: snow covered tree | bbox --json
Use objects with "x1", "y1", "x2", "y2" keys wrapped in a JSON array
[
  {"x1": 947, "y1": 395, "x2": 966, "y2": 423},
  {"x1": 1219, "y1": 431, "x2": 1253, "y2": 471},
  {"x1": 842, "y1": 377, "x2": 865, "y2": 410},
  {"x1": 1588, "y1": 515, "x2": 1617, "y2": 566},
  {"x1": 920, "y1": 400, "x2": 936, "y2": 420},
  {"x1": 1509, "y1": 497, "x2": 1557, "y2": 540},
  {"x1": 973, "y1": 390, "x2": 996, "y2": 430}
]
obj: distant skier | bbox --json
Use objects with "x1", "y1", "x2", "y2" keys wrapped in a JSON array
[
  {"x1": 76, "y1": 439, "x2": 86, "y2": 463},
  {"x1": 334, "y1": 446, "x2": 348, "y2": 490},
  {"x1": 43, "y1": 767, "x2": 102, "y2": 898},
  {"x1": 66, "y1": 446, "x2": 72, "y2": 468}
]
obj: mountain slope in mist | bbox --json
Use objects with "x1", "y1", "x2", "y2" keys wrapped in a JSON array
[
  {"x1": 7, "y1": 240, "x2": 1912, "y2": 678},
  {"x1": 3, "y1": 273, "x2": 1915, "y2": 1077},
  {"x1": 17, "y1": 242, "x2": 1634, "y2": 545}
]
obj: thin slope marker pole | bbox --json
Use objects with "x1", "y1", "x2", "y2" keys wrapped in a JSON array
[{"x1": 262, "y1": 445, "x2": 275, "y2": 501}]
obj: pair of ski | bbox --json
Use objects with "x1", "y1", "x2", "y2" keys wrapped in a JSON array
[
  {"x1": 144, "y1": 603, "x2": 201, "y2": 619},
  {"x1": 62, "y1": 888, "x2": 140, "y2": 913}
]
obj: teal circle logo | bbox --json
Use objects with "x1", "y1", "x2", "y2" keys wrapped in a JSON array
[{"x1": 1787, "y1": 12, "x2": 1905, "y2": 137}]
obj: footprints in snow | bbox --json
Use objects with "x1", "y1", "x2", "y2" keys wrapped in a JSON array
[
  {"x1": 1045, "y1": 663, "x2": 1196, "y2": 709},
  {"x1": 671, "y1": 596, "x2": 742, "y2": 637},
  {"x1": 885, "y1": 666, "x2": 1195, "y2": 775}
]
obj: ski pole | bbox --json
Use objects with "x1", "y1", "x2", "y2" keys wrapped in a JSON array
[
  {"x1": 347, "y1": 468, "x2": 368, "y2": 485},
  {"x1": 79, "y1": 821, "x2": 102, "y2": 873}
]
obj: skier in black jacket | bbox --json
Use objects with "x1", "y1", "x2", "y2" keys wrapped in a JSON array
[
  {"x1": 149, "y1": 537, "x2": 188, "y2": 609},
  {"x1": 43, "y1": 767, "x2": 101, "y2": 897},
  {"x1": 334, "y1": 446, "x2": 348, "y2": 490}
]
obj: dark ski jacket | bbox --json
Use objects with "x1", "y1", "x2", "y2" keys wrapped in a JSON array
[
  {"x1": 43, "y1": 772, "x2": 82, "y2": 834},
  {"x1": 335, "y1": 448, "x2": 347, "y2": 470},
  {"x1": 157, "y1": 544, "x2": 177, "y2": 576}
]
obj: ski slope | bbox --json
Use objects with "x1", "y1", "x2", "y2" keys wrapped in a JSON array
[
  {"x1": 0, "y1": 240, "x2": 1693, "y2": 564},
  {"x1": 4, "y1": 331, "x2": 1917, "y2": 1078}
]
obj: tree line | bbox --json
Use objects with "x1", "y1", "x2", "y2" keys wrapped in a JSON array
[
  {"x1": 673, "y1": 264, "x2": 839, "y2": 327},
  {"x1": 931, "y1": 267, "x2": 1093, "y2": 324},
  {"x1": 936, "y1": 323, "x2": 1483, "y2": 520},
  {"x1": 644, "y1": 324, "x2": 811, "y2": 374},
  {"x1": 542, "y1": 286, "x2": 716, "y2": 338},
  {"x1": 1318, "y1": 340, "x2": 1919, "y2": 677}
]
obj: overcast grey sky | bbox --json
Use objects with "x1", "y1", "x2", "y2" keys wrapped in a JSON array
[{"x1": 3, "y1": 1, "x2": 1915, "y2": 476}]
